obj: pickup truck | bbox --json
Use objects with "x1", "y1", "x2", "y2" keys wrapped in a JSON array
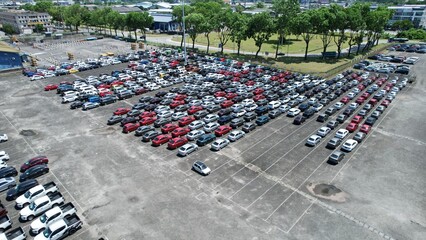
[
  {"x1": 0, "y1": 215, "x2": 11, "y2": 233},
  {"x1": 0, "y1": 227, "x2": 26, "y2": 240},
  {"x1": 34, "y1": 214, "x2": 82, "y2": 240},
  {"x1": 30, "y1": 203, "x2": 76, "y2": 235},
  {"x1": 16, "y1": 182, "x2": 57, "y2": 209},
  {"x1": 20, "y1": 192, "x2": 64, "y2": 221}
]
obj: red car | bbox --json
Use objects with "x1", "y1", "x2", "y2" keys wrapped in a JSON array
[
  {"x1": 135, "y1": 88, "x2": 148, "y2": 95},
  {"x1": 44, "y1": 84, "x2": 58, "y2": 91},
  {"x1": 368, "y1": 98, "x2": 378, "y2": 105},
  {"x1": 361, "y1": 92, "x2": 370, "y2": 98},
  {"x1": 246, "y1": 80, "x2": 255, "y2": 86},
  {"x1": 178, "y1": 116, "x2": 196, "y2": 127},
  {"x1": 381, "y1": 100, "x2": 390, "y2": 107},
  {"x1": 114, "y1": 108, "x2": 130, "y2": 116},
  {"x1": 99, "y1": 90, "x2": 113, "y2": 97},
  {"x1": 20, "y1": 156, "x2": 49, "y2": 173},
  {"x1": 161, "y1": 123, "x2": 178, "y2": 134},
  {"x1": 170, "y1": 100, "x2": 185, "y2": 108},
  {"x1": 215, "y1": 125, "x2": 232, "y2": 136},
  {"x1": 253, "y1": 88, "x2": 264, "y2": 95},
  {"x1": 346, "y1": 122, "x2": 359, "y2": 132},
  {"x1": 383, "y1": 86, "x2": 391, "y2": 92},
  {"x1": 253, "y1": 95, "x2": 266, "y2": 102},
  {"x1": 187, "y1": 106, "x2": 203, "y2": 115},
  {"x1": 98, "y1": 83, "x2": 111, "y2": 89},
  {"x1": 214, "y1": 91, "x2": 226, "y2": 97},
  {"x1": 220, "y1": 100, "x2": 234, "y2": 108},
  {"x1": 140, "y1": 117, "x2": 157, "y2": 125},
  {"x1": 174, "y1": 94, "x2": 187, "y2": 101},
  {"x1": 359, "y1": 124, "x2": 371, "y2": 134},
  {"x1": 340, "y1": 96, "x2": 350, "y2": 104},
  {"x1": 140, "y1": 111, "x2": 156, "y2": 118},
  {"x1": 123, "y1": 122, "x2": 140, "y2": 133},
  {"x1": 351, "y1": 115, "x2": 363, "y2": 124},
  {"x1": 225, "y1": 93, "x2": 237, "y2": 99},
  {"x1": 152, "y1": 134, "x2": 172, "y2": 146},
  {"x1": 167, "y1": 137, "x2": 188, "y2": 150},
  {"x1": 171, "y1": 127, "x2": 190, "y2": 137},
  {"x1": 355, "y1": 97, "x2": 365, "y2": 104},
  {"x1": 357, "y1": 84, "x2": 365, "y2": 91}
]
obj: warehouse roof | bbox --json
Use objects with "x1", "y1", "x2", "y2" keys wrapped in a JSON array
[{"x1": 0, "y1": 41, "x2": 19, "y2": 53}]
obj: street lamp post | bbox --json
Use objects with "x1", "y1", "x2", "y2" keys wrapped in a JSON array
[{"x1": 182, "y1": 0, "x2": 187, "y2": 66}]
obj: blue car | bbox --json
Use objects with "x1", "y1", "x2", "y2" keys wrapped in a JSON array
[
  {"x1": 255, "y1": 106, "x2": 269, "y2": 116},
  {"x1": 196, "y1": 134, "x2": 216, "y2": 146},
  {"x1": 256, "y1": 115, "x2": 270, "y2": 126},
  {"x1": 88, "y1": 96, "x2": 101, "y2": 103}
]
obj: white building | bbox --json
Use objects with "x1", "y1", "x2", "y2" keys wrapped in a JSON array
[
  {"x1": 387, "y1": 5, "x2": 426, "y2": 29},
  {"x1": 0, "y1": 10, "x2": 52, "y2": 34}
]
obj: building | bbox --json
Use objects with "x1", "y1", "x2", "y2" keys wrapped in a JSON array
[
  {"x1": 0, "y1": 41, "x2": 22, "y2": 71},
  {"x1": 0, "y1": 10, "x2": 52, "y2": 34},
  {"x1": 148, "y1": 9, "x2": 178, "y2": 32},
  {"x1": 387, "y1": 5, "x2": 426, "y2": 29}
]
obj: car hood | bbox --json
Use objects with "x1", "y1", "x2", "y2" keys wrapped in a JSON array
[
  {"x1": 16, "y1": 194, "x2": 30, "y2": 205},
  {"x1": 201, "y1": 167, "x2": 211, "y2": 174},
  {"x1": 31, "y1": 217, "x2": 44, "y2": 231},
  {"x1": 34, "y1": 233, "x2": 49, "y2": 240},
  {"x1": 20, "y1": 205, "x2": 33, "y2": 217}
]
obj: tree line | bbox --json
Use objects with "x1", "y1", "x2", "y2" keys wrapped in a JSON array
[{"x1": 20, "y1": 1, "x2": 392, "y2": 59}]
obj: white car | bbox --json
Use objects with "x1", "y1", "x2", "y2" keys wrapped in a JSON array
[
  {"x1": 204, "y1": 122, "x2": 220, "y2": 133},
  {"x1": 61, "y1": 95, "x2": 78, "y2": 103},
  {"x1": 211, "y1": 138, "x2": 230, "y2": 151},
  {"x1": 287, "y1": 108, "x2": 301, "y2": 117},
  {"x1": 341, "y1": 139, "x2": 358, "y2": 152},
  {"x1": 268, "y1": 101, "x2": 281, "y2": 109},
  {"x1": 189, "y1": 120, "x2": 205, "y2": 130},
  {"x1": 0, "y1": 161, "x2": 7, "y2": 169},
  {"x1": 0, "y1": 134, "x2": 8, "y2": 142},
  {"x1": 232, "y1": 109, "x2": 247, "y2": 118},
  {"x1": 317, "y1": 127, "x2": 331, "y2": 137},
  {"x1": 192, "y1": 161, "x2": 211, "y2": 175},
  {"x1": 186, "y1": 130, "x2": 205, "y2": 141},
  {"x1": 43, "y1": 73, "x2": 56, "y2": 78},
  {"x1": 178, "y1": 143, "x2": 198, "y2": 156},
  {"x1": 171, "y1": 112, "x2": 188, "y2": 121},
  {"x1": 279, "y1": 104, "x2": 291, "y2": 113},
  {"x1": 203, "y1": 114, "x2": 219, "y2": 123},
  {"x1": 334, "y1": 102, "x2": 345, "y2": 110},
  {"x1": 245, "y1": 104, "x2": 258, "y2": 112},
  {"x1": 241, "y1": 99, "x2": 255, "y2": 106},
  {"x1": 228, "y1": 130, "x2": 245, "y2": 142},
  {"x1": 0, "y1": 151, "x2": 10, "y2": 161},
  {"x1": 30, "y1": 75, "x2": 44, "y2": 81},
  {"x1": 335, "y1": 129, "x2": 349, "y2": 139},
  {"x1": 306, "y1": 135, "x2": 322, "y2": 146}
]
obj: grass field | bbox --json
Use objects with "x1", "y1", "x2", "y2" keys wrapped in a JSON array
[{"x1": 173, "y1": 34, "x2": 351, "y2": 55}]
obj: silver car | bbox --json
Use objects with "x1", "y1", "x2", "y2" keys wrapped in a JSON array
[
  {"x1": 228, "y1": 130, "x2": 245, "y2": 142},
  {"x1": 178, "y1": 143, "x2": 198, "y2": 156},
  {"x1": 0, "y1": 177, "x2": 16, "y2": 192},
  {"x1": 187, "y1": 130, "x2": 205, "y2": 141},
  {"x1": 210, "y1": 138, "x2": 230, "y2": 151}
]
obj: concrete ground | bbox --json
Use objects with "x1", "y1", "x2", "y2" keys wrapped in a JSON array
[{"x1": 0, "y1": 42, "x2": 424, "y2": 240}]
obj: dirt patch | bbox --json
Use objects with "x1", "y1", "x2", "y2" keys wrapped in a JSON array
[
  {"x1": 19, "y1": 129, "x2": 37, "y2": 136},
  {"x1": 90, "y1": 127, "x2": 116, "y2": 135},
  {"x1": 306, "y1": 183, "x2": 349, "y2": 203},
  {"x1": 12, "y1": 88, "x2": 39, "y2": 97}
]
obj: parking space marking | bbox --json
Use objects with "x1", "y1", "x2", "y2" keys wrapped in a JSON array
[{"x1": 285, "y1": 202, "x2": 314, "y2": 233}]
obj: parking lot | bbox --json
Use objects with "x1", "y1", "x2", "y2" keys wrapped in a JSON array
[{"x1": 0, "y1": 43, "x2": 425, "y2": 240}]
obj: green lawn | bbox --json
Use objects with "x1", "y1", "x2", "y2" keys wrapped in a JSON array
[{"x1": 173, "y1": 33, "x2": 351, "y2": 55}]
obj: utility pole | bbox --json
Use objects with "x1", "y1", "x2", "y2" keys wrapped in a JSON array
[{"x1": 182, "y1": 0, "x2": 187, "y2": 66}]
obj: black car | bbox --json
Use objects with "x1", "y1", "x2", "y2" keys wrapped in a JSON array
[
  {"x1": 19, "y1": 164, "x2": 49, "y2": 182},
  {"x1": 0, "y1": 167, "x2": 18, "y2": 178},
  {"x1": 120, "y1": 117, "x2": 138, "y2": 127},
  {"x1": 135, "y1": 126, "x2": 155, "y2": 136},
  {"x1": 107, "y1": 115, "x2": 123, "y2": 125},
  {"x1": 244, "y1": 111, "x2": 257, "y2": 122},
  {"x1": 6, "y1": 179, "x2": 38, "y2": 201},
  {"x1": 70, "y1": 101, "x2": 84, "y2": 109},
  {"x1": 336, "y1": 114, "x2": 348, "y2": 123},
  {"x1": 364, "y1": 116, "x2": 377, "y2": 126},
  {"x1": 298, "y1": 103, "x2": 310, "y2": 112},
  {"x1": 100, "y1": 96, "x2": 117, "y2": 105},
  {"x1": 242, "y1": 122, "x2": 256, "y2": 133},
  {"x1": 326, "y1": 138, "x2": 343, "y2": 149},
  {"x1": 343, "y1": 108, "x2": 354, "y2": 116},
  {"x1": 293, "y1": 115, "x2": 306, "y2": 125},
  {"x1": 316, "y1": 113, "x2": 329, "y2": 123},
  {"x1": 230, "y1": 118, "x2": 245, "y2": 129},
  {"x1": 302, "y1": 108, "x2": 315, "y2": 118}
]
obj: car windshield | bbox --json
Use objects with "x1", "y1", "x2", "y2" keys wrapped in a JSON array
[
  {"x1": 43, "y1": 228, "x2": 52, "y2": 237},
  {"x1": 24, "y1": 161, "x2": 30, "y2": 165},
  {"x1": 29, "y1": 202, "x2": 36, "y2": 210},
  {"x1": 40, "y1": 214, "x2": 47, "y2": 223},
  {"x1": 24, "y1": 191, "x2": 31, "y2": 198}
]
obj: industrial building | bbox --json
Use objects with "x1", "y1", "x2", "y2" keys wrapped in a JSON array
[
  {"x1": 0, "y1": 41, "x2": 22, "y2": 71},
  {"x1": 0, "y1": 10, "x2": 52, "y2": 34}
]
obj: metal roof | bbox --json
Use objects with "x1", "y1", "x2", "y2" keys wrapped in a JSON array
[
  {"x1": 0, "y1": 41, "x2": 19, "y2": 53},
  {"x1": 152, "y1": 15, "x2": 174, "y2": 23}
]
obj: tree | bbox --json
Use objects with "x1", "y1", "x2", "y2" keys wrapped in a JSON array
[
  {"x1": 363, "y1": 6, "x2": 392, "y2": 51},
  {"x1": 312, "y1": 7, "x2": 335, "y2": 58},
  {"x1": 290, "y1": 11, "x2": 315, "y2": 60},
  {"x1": 2, "y1": 23, "x2": 17, "y2": 35},
  {"x1": 230, "y1": 12, "x2": 249, "y2": 56},
  {"x1": 193, "y1": 2, "x2": 221, "y2": 54},
  {"x1": 247, "y1": 12, "x2": 275, "y2": 58},
  {"x1": 354, "y1": 3, "x2": 370, "y2": 55},
  {"x1": 125, "y1": 12, "x2": 153, "y2": 40},
  {"x1": 64, "y1": 5, "x2": 87, "y2": 33},
  {"x1": 346, "y1": 5, "x2": 363, "y2": 58},
  {"x1": 272, "y1": 0, "x2": 300, "y2": 59},
  {"x1": 186, "y1": 13, "x2": 205, "y2": 49},
  {"x1": 329, "y1": 4, "x2": 348, "y2": 58},
  {"x1": 214, "y1": 7, "x2": 233, "y2": 55},
  {"x1": 392, "y1": 20, "x2": 414, "y2": 32},
  {"x1": 34, "y1": 24, "x2": 44, "y2": 33},
  {"x1": 108, "y1": 11, "x2": 122, "y2": 37},
  {"x1": 172, "y1": 5, "x2": 193, "y2": 48},
  {"x1": 256, "y1": 2, "x2": 265, "y2": 8}
]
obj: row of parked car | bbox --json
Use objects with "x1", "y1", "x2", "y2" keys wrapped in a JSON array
[
  {"x1": 305, "y1": 73, "x2": 408, "y2": 165},
  {"x1": 387, "y1": 43, "x2": 426, "y2": 53},
  {"x1": 353, "y1": 59, "x2": 413, "y2": 75}
]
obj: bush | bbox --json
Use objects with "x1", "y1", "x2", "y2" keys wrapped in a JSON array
[{"x1": 396, "y1": 28, "x2": 426, "y2": 40}]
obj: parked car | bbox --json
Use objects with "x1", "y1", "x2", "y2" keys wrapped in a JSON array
[
  {"x1": 341, "y1": 139, "x2": 358, "y2": 152},
  {"x1": 196, "y1": 134, "x2": 216, "y2": 146},
  {"x1": 293, "y1": 115, "x2": 306, "y2": 125},
  {"x1": 151, "y1": 134, "x2": 172, "y2": 146},
  {"x1": 178, "y1": 143, "x2": 198, "y2": 156},
  {"x1": 316, "y1": 113, "x2": 329, "y2": 123},
  {"x1": 327, "y1": 150, "x2": 345, "y2": 165},
  {"x1": 0, "y1": 177, "x2": 16, "y2": 192},
  {"x1": 6, "y1": 179, "x2": 38, "y2": 201},
  {"x1": 242, "y1": 122, "x2": 256, "y2": 133},
  {"x1": 0, "y1": 167, "x2": 17, "y2": 179},
  {"x1": 306, "y1": 135, "x2": 321, "y2": 147},
  {"x1": 192, "y1": 161, "x2": 211, "y2": 176},
  {"x1": 168, "y1": 137, "x2": 188, "y2": 150},
  {"x1": 326, "y1": 138, "x2": 342, "y2": 149},
  {"x1": 317, "y1": 127, "x2": 331, "y2": 137},
  {"x1": 210, "y1": 138, "x2": 230, "y2": 151},
  {"x1": 335, "y1": 129, "x2": 349, "y2": 139},
  {"x1": 255, "y1": 115, "x2": 270, "y2": 126},
  {"x1": 19, "y1": 164, "x2": 49, "y2": 182},
  {"x1": 228, "y1": 130, "x2": 245, "y2": 142},
  {"x1": 353, "y1": 132, "x2": 366, "y2": 143},
  {"x1": 20, "y1": 156, "x2": 49, "y2": 173}
]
